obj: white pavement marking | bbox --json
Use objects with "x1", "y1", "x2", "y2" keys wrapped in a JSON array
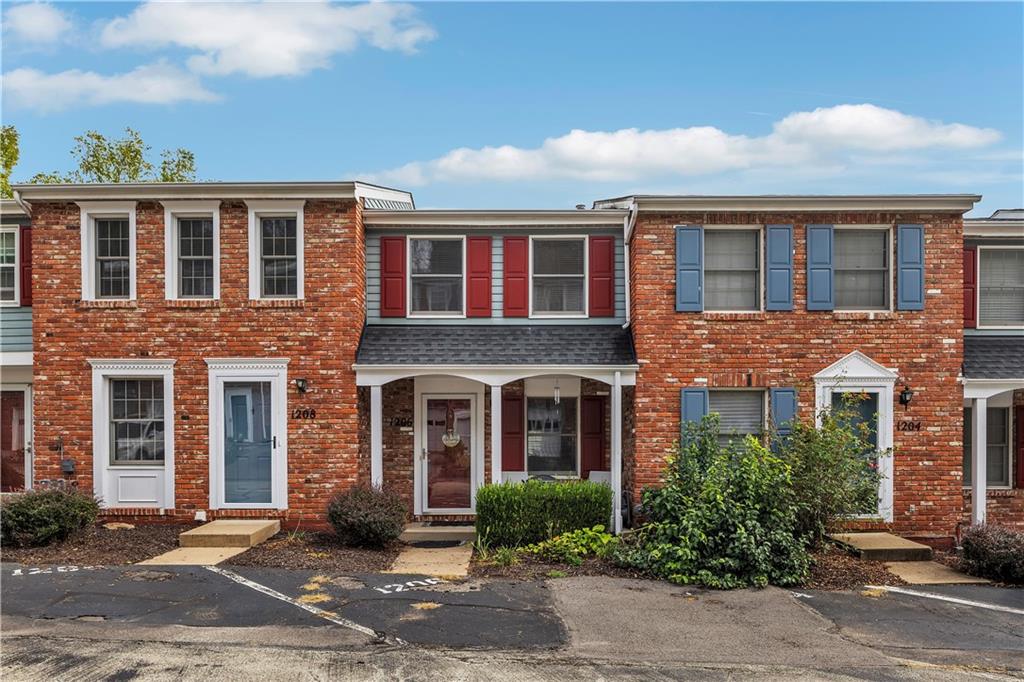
[
  {"x1": 865, "y1": 585, "x2": 1024, "y2": 616},
  {"x1": 204, "y1": 565, "x2": 405, "y2": 644}
]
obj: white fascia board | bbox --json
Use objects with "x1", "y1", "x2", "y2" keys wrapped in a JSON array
[
  {"x1": 593, "y1": 195, "x2": 982, "y2": 213},
  {"x1": 14, "y1": 182, "x2": 365, "y2": 202},
  {"x1": 363, "y1": 209, "x2": 629, "y2": 227},
  {"x1": 963, "y1": 220, "x2": 1024, "y2": 237}
]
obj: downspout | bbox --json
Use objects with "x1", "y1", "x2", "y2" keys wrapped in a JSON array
[
  {"x1": 12, "y1": 189, "x2": 32, "y2": 216},
  {"x1": 621, "y1": 200, "x2": 638, "y2": 328}
]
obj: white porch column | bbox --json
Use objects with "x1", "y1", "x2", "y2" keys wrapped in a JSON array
[
  {"x1": 370, "y1": 385, "x2": 383, "y2": 489},
  {"x1": 491, "y1": 384, "x2": 503, "y2": 485},
  {"x1": 611, "y1": 371, "x2": 623, "y2": 534},
  {"x1": 971, "y1": 397, "x2": 987, "y2": 525}
]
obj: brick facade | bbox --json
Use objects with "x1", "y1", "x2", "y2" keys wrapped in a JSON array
[{"x1": 629, "y1": 211, "x2": 966, "y2": 543}]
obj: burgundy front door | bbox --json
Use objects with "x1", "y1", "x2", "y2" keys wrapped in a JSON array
[
  {"x1": 424, "y1": 397, "x2": 473, "y2": 510},
  {"x1": 1, "y1": 390, "x2": 27, "y2": 491}
]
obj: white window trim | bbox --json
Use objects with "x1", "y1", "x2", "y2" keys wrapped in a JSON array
[
  {"x1": 962, "y1": 403, "x2": 1014, "y2": 490},
  {"x1": 529, "y1": 235, "x2": 589, "y2": 319},
  {"x1": 246, "y1": 200, "x2": 305, "y2": 300},
  {"x1": 206, "y1": 358, "x2": 289, "y2": 510},
  {"x1": 703, "y1": 225, "x2": 765, "y2": 314},
  {"x1": 523, "y1": 376, "x2": 582, "y2": 477},
  {"x1": 0, "y1": 226, "x2": 20, "y2": 306},
  {"x1": 976, "y1": 245, "x2": 1024, "y2": 330},
  {"x1": 833, "y1": 225, "x2": 893, "y2": 313},
  {"x1": 88, "y1": 359, "x2": 175, "y2": 509},
  {"x1": 406, "y1": 235, "x2": 467, "y2": 319},
  {"x1": 163, "y1": 201, "x2": 221, "y2": 300},
  {"x1": 78, "y1": 202, "x2": 137, "y2": 301}
]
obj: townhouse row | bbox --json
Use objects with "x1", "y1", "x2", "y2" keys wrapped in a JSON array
[{"x1": 1, "y1": 183, "x2": 1021, "y2": 545}]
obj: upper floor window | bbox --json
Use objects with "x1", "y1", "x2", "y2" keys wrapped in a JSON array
[
  {"x1": 834, "y1": 229, "x2": 890, "y2": 310},
  {"x1": 78, "y1": 202, "x2": 137, "y2": 301},
  {"x1": 532, "y1": 237, "x2": 586, "y2": 316},
  {"x1": 979, "y1": 247, "x2": 1024, "y2": 327},
  {"x1": 0, "y1": 228, "x2": 17, "y2": 304},
  {"x1": 163, "y1": 201, "x2": 220, "y2": 300},
  {"x1": 246, "y1": 201, "x2": 304, "y2": 300},
  {"x1": 709, "y1": 390, "x2": 764, "y2": 445},
  {"x1": 705, "y1": 229, "x2": 760, "y2": 311},
  {"x1": 410, "y1": 237, "x2": 464, "y2": 315}
]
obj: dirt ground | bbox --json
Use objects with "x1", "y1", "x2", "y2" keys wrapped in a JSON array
[
  {"x1": 1, "y1": 524, "x2": 187, "y2": 566},
  {"x1": 225, "y1": 531, "x2": 400, "y2": 572}
]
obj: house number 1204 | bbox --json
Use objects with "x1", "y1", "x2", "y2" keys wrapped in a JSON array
[
  {"x1": 897, "y1": 420, "x2": 922, "y2": 432},
  {"x1": 292, "y1": 409, "x2": 316, "y2": 419}
]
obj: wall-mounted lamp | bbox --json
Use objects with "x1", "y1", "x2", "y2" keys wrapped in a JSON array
[
  {"x1": 295, "y1": 378, "x2": 309, "y2": 394},
  {"x1": 899, "y1": 385, "x2": 915, "y2": 410}
]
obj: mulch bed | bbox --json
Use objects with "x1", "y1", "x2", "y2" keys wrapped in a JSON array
[
  {"x1": 225, "y1": 531, "x2": 400, "y2": 572},
  {"x1": 1, "y1": 523, "x2": 188, "y2": 566},
  {"x1": 804, "y1": 545, "x2": 907, "y2": 590}
]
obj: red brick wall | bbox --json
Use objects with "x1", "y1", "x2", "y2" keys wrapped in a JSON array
[
  {"x1": 629, "y1": 211, "x2": 965, "y2": 542},
  {"x1": 31, "y1": 199, "x2": 366, "y2": 523}
]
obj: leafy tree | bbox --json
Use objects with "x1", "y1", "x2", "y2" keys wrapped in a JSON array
[
  {"x1": 1, "y1": 125, "x2": 19, "y2": 198},
  {"x1": 29, "y1": 127, "x2": 197, "y2": 184}
]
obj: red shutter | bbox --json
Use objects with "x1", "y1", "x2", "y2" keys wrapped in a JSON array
[
  {"x1": 467, "y1": 236, "x2": 492, "y2": 318},
  {"x1": 19, "y1": 226, "x2": 31, "y2": 307},
  {"x1": 501, "y1": 395, "x2": 525, "y2": 472},
  {"x1": 581, "y1": 396, "x2": 606, "y2": 480},
  {"x1": 379, "y1": 236, "x2": 406, "y2": 317},
  {"x1": 503, "y1": 237, "x2": 528, "y2": 317},
  {"x1": 1015, "y1": 406, "x2": 1024, "y2": 490},
  {"x1": 963, "y1": 246, "x2": 977, "y2": 329},
  {"x1": 589, "y1": 236, "x2": 615, "y2": 317}
]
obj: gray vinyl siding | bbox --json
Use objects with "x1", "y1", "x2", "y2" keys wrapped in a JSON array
[
  {"x1": 366, "y1": 228, "x2": 626, "y2": 324},
  {"x1": 0, "y1": 307, "x2": 32, "y2": 352}
]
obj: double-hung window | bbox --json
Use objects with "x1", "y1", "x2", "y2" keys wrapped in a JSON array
[
  {"x1": 532, "y1": 237, "x2": 586, "y2": 315},
  {"x1": 0, "y1": 228, "x2": 17, "y2": 304},
  {"x1": 109, "y1": 378, "x2": 165, "y2": 464},
  {"x1": 834, "y1": 229, "x2": 890, "y2": 310},
  {"x1": 978, "y1": 248, "x2": 1024, "y2": 327},
  {"x1": 409, "y1": 237, "x2": 464, "y2": 315},
  {"x1": 963, "y1": 406, "x2": 1011, "y2": 487},
  {"x1": 163, "y1": 201, "x2": 220, "y2": 300},
  {"x1": 96, "y1": 218, "x2": 131, "y2": 299},
  {"x1": 705, "y1": 229, "x2": 760, "y2": 311},
  {"x1": 246, "y1": 201, "x2": 304, "y2": 300},
  {"x1": 526, "y1": 397, "x2": 578, "y2": 475},
  {"x1": 708, "y1": 390, "x2": 764, "y2": 445}
]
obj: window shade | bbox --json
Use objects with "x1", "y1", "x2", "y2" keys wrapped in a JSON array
[
  {"x1": 534, "y1": 240, "x2": 584, "y2": 275},
  {"x1": 709, "y1": 391, "x2": 763, "y2": 438},
  {"x1": 835, "y1": 230, "x2": 888, "y2": 309},
  {"x1": 705, "y1": 230, "x2": 759, "y2": 311},
  {"x1": 979, "y1": 249, "x2": 1024, "y2": 326}
]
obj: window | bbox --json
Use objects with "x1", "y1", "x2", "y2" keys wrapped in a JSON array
[
  {"x1": 109, "y1": 379, "x2": 165, "y2": 464},
  {"x1": 0, "y1": 228, "x2": 17, "y2": 304},
  {"x1": 963, "y1": 407, "x2": 1011, "y2": 487},
  {"x1": 260, "y1": 217, "x2": 298, "y2": 297},
  {"x1": 978, "y1": 248, "x2": 1024, "y2": 327},
  {"x1": 178, "y1": 219, "x2": 215, "y2": 297},
  {"x1": 705, "y1": 229, "x2": 760, "y2": 311},
  {"x1": 532, "y1": 238, "x2": 585, "y2": 315},
  {"x1": 96, "y1": 218, "x2": 131, "y2": 299},
  {"x1": 709, "y1": 390, "x2": 764, "y2": 444},
  {"x1": 834, "y1": 229, "x2": 889, "y2": 310},
  {"x1": 527, "y1": 397, "x2": 578, "y2": 475},
  {"x1": 410, "y1": 238, "x2": 463, "y2": 314}
]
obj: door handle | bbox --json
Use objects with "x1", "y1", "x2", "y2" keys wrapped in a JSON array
[
  {"x1": 273, "y1": 436, "x2": 278, "y2": 449},
  {"x1": 421, "y1": 448, "x2": 427, "y2": 460}
]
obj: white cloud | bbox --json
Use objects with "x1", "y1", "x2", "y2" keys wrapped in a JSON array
[
  {"x1": 3, "y1": 2, "x2": 72, "y2": 44},
  {"x1": 100, "y1": 1, "x2": 436, "y2": 78},
  {"x1": 3, "y1": 61, "x2": 219, "y2": 113},
  {"x1": 368, "y1": 104, "x2": 1002, "y2": 186}
]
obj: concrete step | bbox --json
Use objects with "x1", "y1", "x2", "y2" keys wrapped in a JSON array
[
  {"x1": 137, "y1": 547, "x2": 248, "y2": 566},
  {"x1": 884, "y1": 561, "x2": 990, "y2": 585},
  {"x1": 179, "y1": 520, "x2": 280, "y2": 548},
  {"x1": 400, "y1": 522, "x2": 476, "y2": 544},
  {"x1": 830, "y1": 532, "x2": 933, "y2": 562}
]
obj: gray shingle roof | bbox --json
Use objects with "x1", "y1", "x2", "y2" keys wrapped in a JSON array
[
  {"x1": 964, "y1": 335, "x2": 1024, "y2": 379},
  {"x1": 356, "y1": 325, "x2": 637, "y2": 366}
]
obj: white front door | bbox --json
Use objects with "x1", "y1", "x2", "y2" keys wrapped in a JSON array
[{"x1": 420, "y1": 394, "x2": 476, "y2": 514}]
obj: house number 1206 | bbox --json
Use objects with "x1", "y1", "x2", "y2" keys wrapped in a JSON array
[{"x1": 292, "y1": 409, "x2": 316, "y2": 419}]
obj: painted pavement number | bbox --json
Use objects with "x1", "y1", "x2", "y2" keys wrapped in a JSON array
[
  {"x1": 373, "y1": 578, "x2": 446, "y2": 594},
  {"x1": 8, "y1": 565, "x2": 106, "y2": 576}
]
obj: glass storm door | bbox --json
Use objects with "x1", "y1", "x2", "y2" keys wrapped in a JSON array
[
  {"x1": 1, "y1": 390, "x2": 27, "y2": 492},
  {"x1": 224, "y1": 382, "x2": 273, "y2": 504},
  {"x1": 424, "y1": 397, "x2": 473, "y2": 510}
]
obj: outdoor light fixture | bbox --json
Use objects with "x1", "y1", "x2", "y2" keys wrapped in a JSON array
[
  {"x1": 295, "y1": 378, "x2": 309, "y2": 393},
  {"x1": 554, "y1": 378, "x2": 561, "y2": 405},
  {"x1": 899, "y1": 385, "x2": 914, "y2": 410}
]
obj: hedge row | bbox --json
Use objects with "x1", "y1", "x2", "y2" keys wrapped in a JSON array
[{"x1": 475, "y1": 480, "x2": 612, "y2": 548}]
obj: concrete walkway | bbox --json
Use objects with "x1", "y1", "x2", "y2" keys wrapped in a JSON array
[
  {"x1": 884, "y1": 561, "x2": 990, "y2": 585},
  {"x1": 141, "y1": 520, "x2": 280, "y2": 566},
  {"x1": 387, "y1": 542, "x2": 473, "y2": 578}
]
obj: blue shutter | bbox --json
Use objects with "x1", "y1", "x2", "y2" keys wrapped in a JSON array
[
  {"x1": 765, "y1": 224, "x2": 794, "y2": 311},
  {"x1": 770, "y1": 388, "x2": 798, "y2": 436},
  {"x1": 897, "y1": 224, "x2": 925, "y2": 311},
  {"x1": 680, "y1": 388, "x2": 709, "y2": 439},
  {"x1": 806, "y1": 225, "x2": 834, "y2": 311},
  {"x1": 675, "y1": 226, "x2": 703, "y2": 312}
]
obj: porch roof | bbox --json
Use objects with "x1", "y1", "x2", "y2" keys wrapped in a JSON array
[
  {"x1": 356, "y1": 325, "x2": 637, "y2": 366},
  {"x1": 963, "y1": 335, "x2": 1024, "y2": 379}
]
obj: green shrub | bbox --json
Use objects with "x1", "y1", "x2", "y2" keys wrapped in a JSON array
[
  {"x1": 525, "y1": 525, "x2": 618, "y2": 566},
  {"x1": 475, "y1": 480, "x2": 612, "y2": 548},
  {"x1": 326, "y1": 486, "x2": 407, "y2": 548},
  {"x1": 1, "y1": 488, "x2": 100, "y2": 547},
  {"x1": 959, "y1": 524, "x2": 1024, "y2": 584},
  {"x1": 773, "y1": 395, "x2": 884, "y2": 547},
  {"x1": 615, "y1": 416, "x2": 810, "y2": 589}
]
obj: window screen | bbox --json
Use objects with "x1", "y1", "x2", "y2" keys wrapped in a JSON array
[
  {"x1": 178, "y1": 218, "x2": 214, "y2": 298},
  {"x1": 708, "y1": 390, "x2": 763, "y2": 444},
  {"x1": 110, "y1": 379, "x2": 165, "y2": 464},
  {"x1": 96, "y1": 218, "x2": 130, "y2": 299},
  {"x1": 410, "y1": 238, "x2": 463, "y2": 313},
  {"x1": 979, "y1": 249, "x2": 1024, "y2": 326},
  {"x1": 533, "y1": 239, "x2": 585, "y2": 314},
  {"x1": 526, "y1": 397, "x2": 578, "y2": 475},
  {"x1": 0, "y1": 230, "x2": 15, "y2": 302},
  {"x1": 963, "y1": 407, "x2": 1010, "y2": 487},
  {"x1": 261, "y1": 217, "x2": 297, "y2": 298},
  {"x1": 834, "y1": 230, "x2": 888, "y2": 310},
  {"x1": 705, "y1": 230, "x2": 759, "y2": 311}
]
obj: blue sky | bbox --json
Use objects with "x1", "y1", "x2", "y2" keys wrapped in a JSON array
[{"x1": 3, "y1": 1, "x2": 1022, "y2": 215}]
